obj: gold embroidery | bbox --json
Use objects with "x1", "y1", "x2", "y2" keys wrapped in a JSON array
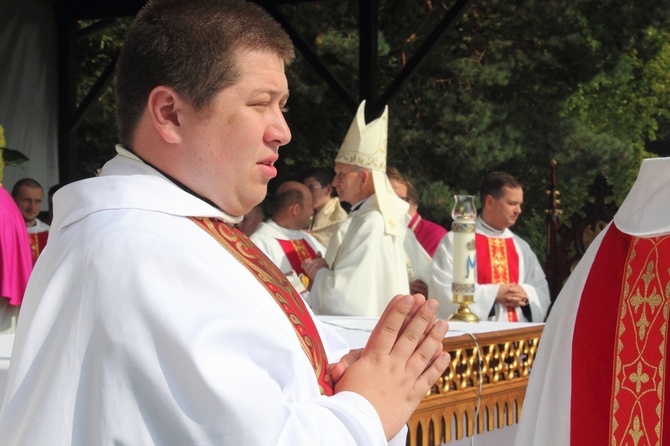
[
  {"x1": 611, "y1": 235, "x2": 669, "y2": 445},
  {"x1": 290, "y1": 239, "x2": 312, "y2": 263},
  {"x1": 488, "y1": 238, "x2": 510, "y2": 284}
]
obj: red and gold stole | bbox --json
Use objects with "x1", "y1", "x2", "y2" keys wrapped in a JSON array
[
  {"x1": 475, "y1": 234, "x2": 520, "y2": 321},
  {"x1": 571, "y1": 224, "x2": 669, "y2": 445},
  {"x1": 189, "y1": 217, "x2": 333, "y2": 396},
  {"x1": 28, "y1": 231, "x2": 49, "y2": 264},
  {"x1": 276, "y1": 238, "x2": 318, "y2": 279}
]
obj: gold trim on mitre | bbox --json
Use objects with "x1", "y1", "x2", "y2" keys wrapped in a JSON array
[
  {"x1": 336, "y1": 101, "x2": 406, "y2": 236},
  {"x1": 336, "y1": 100, "x2": 388, "y2": 173}
]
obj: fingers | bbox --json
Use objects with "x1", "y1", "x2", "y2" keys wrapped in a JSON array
[
  {"x1": 406, "y1": 319, "x2": 449, "y2": 379},
  {"x1": 328, "y1": 349, "x2": 363, "y2": 383},
  {"x1": 391, "y1": 299, "x2": 442, "y2": 360},
  {"x1": 365, "y1": 295, "x2": 415, "y2": 353},
  {"x1": 301, "y1": 258, "x2": 328, "y2": 279},
  {"x1": 364, "y1": 295, "x2": 416, "y2": 355},
  {"x1": 328, "y1": 362, "x2": 346, "y2": 383},
  {"x1": 415, "y1": 348, "x2": 451, "y2": 394}
]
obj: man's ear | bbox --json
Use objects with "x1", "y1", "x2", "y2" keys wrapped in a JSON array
[
  {"x1": 359, "y1": 169, "x2": 370, "y2": 186},
  {"x1": 147, "y1": 86, "x2": 183, "y2": 144}
]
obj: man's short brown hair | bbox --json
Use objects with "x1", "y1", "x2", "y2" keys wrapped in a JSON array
[
  {"x1": 479, "y1": 171, "x2": 522, "y2": 204},
  {"x1": 116, "y1": 0, "x2": 295, "y2": 146},
  {"x1": 11, "y1": 178, "x2": 43, "y2": 198}
]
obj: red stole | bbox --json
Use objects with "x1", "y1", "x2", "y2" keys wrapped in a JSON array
[
  {"x1": 276, "y1": 238, "x2": 318, "y2": 279},
  {"x1": 571, "y1": 223, "x2": 669, "y2": 445},
  {"x1": 476, "y1": 234, "x2": 520, "y2": 321},
  {"x1": 189, "y1": 217, "x2": 333, "y2": 396},
  {"x1": 28, "y1": 231, "x2": 49, "y2": 264}
]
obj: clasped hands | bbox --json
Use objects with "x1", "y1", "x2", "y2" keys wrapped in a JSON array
[
  {"x1": 496, "y1": 283, "x2": 529, "y2": 307},
  {"x1": 327, "y1": 294, "x2": 450, "y2": 440}
]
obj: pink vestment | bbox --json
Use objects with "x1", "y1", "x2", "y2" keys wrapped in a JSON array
[
  {"x1": 0, "y1": 187, "x2": 33, "y2": 305},
  {"x1": 408, "y1": 213, "x2": 448, "y2": 257}
]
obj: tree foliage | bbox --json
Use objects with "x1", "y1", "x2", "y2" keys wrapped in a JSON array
[{"x1": 73, "y1": 0, "x2": 670, "y2": 259}]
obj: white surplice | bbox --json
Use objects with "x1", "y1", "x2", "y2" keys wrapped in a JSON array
[
  {"x1": 515, "y1": 157, "x2": 670, "y2": 446},
  {"x1": 429, "y1": 218, "x2": 550, "y2": 322},
  {"x1": 251, "y1": 219, "x2": 326, "y2": 273},
  {"x1": 25, "y1": 218, "x2": 49, "y2": 234},
  {"x1": 0, "y1": 146, "x2": 398, "y2": 445},
  {"x1": 311, "y1": 194, "x2": 410, "y2": 317}
]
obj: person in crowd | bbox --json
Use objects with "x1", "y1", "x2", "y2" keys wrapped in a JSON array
[
  {"x1": 0, "y1": 186, "x2": 32, "y2": 333},
  {"x1": 302, "y1": 167, "x2": 348, "y2": 248},
  {"x1": 11, "y1": 178, "x2": 49, "y2": 263},
  {"x1": 235, "y1": 203, "x2": 264, "y2": 236},
  {"x1": 387, "y1": 167, "x2": 447, "y2": 258},
  {"x1": 251, "y1": 181, "x2": 325, "y2": 302},
  {"x1": 302, "y1": 101, "x2": 411, "y2": 317},
  {"x1": 429, "y1": 171, "x2": 550, "y2": 321},
  {"x1": 386, "y1": 167, "x2": 433, "y2": 297},
  {"x1": 0, "y1": 1, "x2": 450, "y2": 444},
  {"x1": 515, "y1": 157, "x2": 670, "y2": 445}
]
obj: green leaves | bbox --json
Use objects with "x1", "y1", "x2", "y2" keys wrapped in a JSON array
[{"x1": 1, "y1": 148, "x2": 29, "y2": 166}]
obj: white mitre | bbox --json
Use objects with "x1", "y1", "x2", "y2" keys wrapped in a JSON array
[{"x1": 336, "y1": 100, "x2": 407, "y2": 236}]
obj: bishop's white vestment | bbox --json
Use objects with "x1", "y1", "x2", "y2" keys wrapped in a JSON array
[
  {"x1": 311, "y1": 194, "x2": 410, "y2": 317},
  {"x1": 429, "y1": 218, "x2": 550, "y2": 321},
  {"x1": 0, "y1": 147, "x2": 400, "y2": 445},
  {"x1": 515, "y1": 157, "x2": 670, "y2": 446}
]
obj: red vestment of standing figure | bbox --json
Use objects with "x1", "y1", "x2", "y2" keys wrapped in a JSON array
[
  {"x1": 476, "y1": 234, "x2": 520, "y2": 322},
  {"x1": 28, "y1": 231, "x2": 49, "y2": 264},
  {"x1": 571, "y1": 224, "x2": 669, "y2": 445},
  {"x1": 277, "y1": 238, "x2": 318, "y2": 279}
]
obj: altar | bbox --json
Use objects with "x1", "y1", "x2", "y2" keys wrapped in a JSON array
[{"x1": 318, "y1": 317, "x2": 544, "y2": 446}]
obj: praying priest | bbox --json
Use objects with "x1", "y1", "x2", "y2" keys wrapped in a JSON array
[{"x1": 430, "y1": 171, "x2": 550, "y2": 322}]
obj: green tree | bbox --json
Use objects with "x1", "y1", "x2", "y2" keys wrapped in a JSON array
[
  {"x1": 73, "y1": 1, "x2": 670, "y2": 260},
  {"x1": 276, "y1": 0, "x2": 670, "y2": 259}
]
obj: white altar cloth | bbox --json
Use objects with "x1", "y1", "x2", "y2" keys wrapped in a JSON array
[{"x1": 317, "y1": 316, "x2": 542, "y2": 349}]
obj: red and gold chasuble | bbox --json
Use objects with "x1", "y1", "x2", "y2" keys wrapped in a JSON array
[
  {"x1": 571, "y1": 223, "x2": 669, "y2": 445},
  {"x1": 276, "y1": 238, "x2": 318, "y2": 281},
  {"x1": 28, "y1": 231, "x2": 48, "y2": 264},
  {"x1": 189, "y1": 217, "x2": 333, "y2": 396},
  {"x1": 475, "y1": 234, "x2": 520, "y2": 322}
]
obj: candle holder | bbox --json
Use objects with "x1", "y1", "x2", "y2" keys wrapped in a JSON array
[{"x1": 449, "y1": 195, "x2": 479, "y2": 323}]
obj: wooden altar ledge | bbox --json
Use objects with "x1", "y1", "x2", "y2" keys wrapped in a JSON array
[{"x1": 407, "y1": 324, "x2": 543, "y2": 446}]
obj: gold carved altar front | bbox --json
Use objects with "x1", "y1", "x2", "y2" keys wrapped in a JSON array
[{"x1": 407, "y1": 325, "x2": 544, "y2": 446}]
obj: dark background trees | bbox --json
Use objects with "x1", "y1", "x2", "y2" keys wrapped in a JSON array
[{"x1": 74, "y1": 0, "x2": 670, "y2": 259}]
